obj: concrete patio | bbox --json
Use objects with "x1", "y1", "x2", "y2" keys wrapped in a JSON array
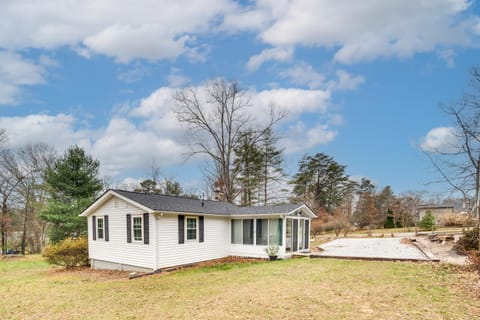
[{"x1": 312, "y1": 238, "x2": 438, "y2": 262}]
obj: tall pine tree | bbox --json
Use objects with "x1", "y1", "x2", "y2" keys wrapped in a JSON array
[
  {"x1": 40, "y1": 146, "x2": 102, "y2": 243},
  {"x1": 234, "y1": 131, "x2": 263, "y2": 206},
  {"x1": 291, "y1": 153, "x2": 349, "y2": 212},
  {"x1": 258, "y1": 128, "x2": 285, "y2": 206}
]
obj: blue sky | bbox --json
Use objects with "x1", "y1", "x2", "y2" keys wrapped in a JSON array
[{"x1": 1, "y1": 0, "x2": 479, "y2": 198}]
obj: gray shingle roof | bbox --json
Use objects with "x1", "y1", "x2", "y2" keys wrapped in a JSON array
[{"x1": 113, "y1": 189, "x2": 303, "y2": 216}]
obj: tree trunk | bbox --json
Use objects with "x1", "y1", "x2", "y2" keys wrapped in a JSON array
[{"x1": 1, "y1": 198, "x2": 7, "y2": 255}]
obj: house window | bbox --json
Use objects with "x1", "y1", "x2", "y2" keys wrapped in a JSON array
[
  {"x1": 132, "y1": 215, "x2": 143, "y2": 242},
  {"x1": 268, "y1": 218, "x2": 282, "y2": 246},
  {"x1": 231, "y1": 220, "x2": 242, "y2": 244},
  {"x1": 298, "y1": 219, "x2": 304, "y2": 250},
  {"x1": 97, "y1": 217, "x2": 104, "y2": 240},
  {"x1": 186, "y1": 217, "x2": 198, "y2": 241},
  {"x1": 243, "y1": 219, "x2": 254, "y2": 245},
  {"x1": 256, "y1": 219, "x2": 268, "y2": 245}
]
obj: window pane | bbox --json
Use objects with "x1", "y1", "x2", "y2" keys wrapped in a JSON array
[
  {"x1": 187, "y1": 218, "x2": 196, "y2": 228},
  {"x1": 269, "y1": 218, "x2": 282, "y2": 246},
  {"x1": 299, "y1": 220, "x2": 304, "y2": 250},
  {"x1": 133, "y1": 217, "x2": 142, "y2": 241},
  {"x1": 97, "y1": 218, "x2": 104, "y2": 239},
  {"x1": 186, "y1": 217, "x2": 197, "y2": 240},
  {"x1": 243, "y1": 219, "x2": 253, "y2": 245},
  {"x1": 256, "y1": 219, "x2": 268, "y2": 245},
  {"x1": 286, "y1": 219, "x2": 292, "y2": 252},
  {"x1": 231, "y1": 220, "x2": 242, "y2": 244}
]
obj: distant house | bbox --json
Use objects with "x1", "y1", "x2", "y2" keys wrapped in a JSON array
[
  {"x1": 80, "y1": 190, "x2": 316, "y2": 272},
  {"x1": 417, "y1": 205, "x2": 455, "y2": 224}
]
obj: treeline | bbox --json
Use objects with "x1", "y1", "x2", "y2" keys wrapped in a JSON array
[
  {"x1": 288, "y1": 152, "x2": 422, "y2": 235},
  {"x1": 0, "y1": 126, "x2": 103, "y2": 254}
]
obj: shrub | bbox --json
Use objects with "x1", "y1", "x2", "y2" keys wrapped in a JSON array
[
  {"x1": 467, "y1": 251, "x2": 480, "y2": 274},
  {"x1": 418, "y1": 211, "x2": 436, "y2": 231},
  {"x1": 265, "y1": 245, "x2": 279, "y2": 257},
  {"x1": 43, "y1": 237, "x2": 89, "y2": 269},
  {"x1": 454, "y1": 227, "x2": 479, "y2": 254},
  {"x1": 439, "y1": 213, "x2": 471, "y2": 227}
]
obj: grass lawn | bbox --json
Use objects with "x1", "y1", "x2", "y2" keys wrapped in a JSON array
[{"x1": 1, "y1": 255, "x2": 479, "y2": 319}]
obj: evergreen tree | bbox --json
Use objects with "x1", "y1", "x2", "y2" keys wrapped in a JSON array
[
  {"x1": 234, "y1": 131, "x2": 263, "y2": 206},
  {"x1": 258, "y1": 128, "x2": 285, "y2": 206},
  {"x1": 135, "y1": 179, "x2": 161, "y2": 194},
  {"x1": 40, "y1": 146, "x2": 102, "y2": 243},
  {"x1": 290, "y1": 153, "x2": 349, "y2": 212},
  {"x1": 164, "y1": 178, "x2": 182, "y2": 196},
  {"x1": 375, "y1": 185, "x2": 394, "y2": 222}
]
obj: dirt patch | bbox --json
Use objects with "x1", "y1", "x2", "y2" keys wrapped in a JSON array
[
  {"x1": 49, "y1": 266, "x2": 132, "y2": 280},
  {"x1": 414, "y1": 234, "x2": 468, "y2": 265},
  {"x1": 158, "y1": 256, "x2": 265, "y2": 273}
]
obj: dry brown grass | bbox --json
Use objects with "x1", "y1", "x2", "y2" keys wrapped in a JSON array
[{"x1": 1, "y1": 255, "x2": 479, "y2": 319}]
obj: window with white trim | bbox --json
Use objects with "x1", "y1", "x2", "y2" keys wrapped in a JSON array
[
  {"x1": 97, "y1": 217, "x2": 104, "y2": 240},
  {"x1": 132, "y1": 215, "x2": 143, "y2": 242},
  {"x1": 186, "y1": 217, "x2": 198, "y2": 241}
]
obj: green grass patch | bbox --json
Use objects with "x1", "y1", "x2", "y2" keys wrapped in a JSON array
[{"x1": 0, "y1": 255, "x2": 478, "y2": 319}]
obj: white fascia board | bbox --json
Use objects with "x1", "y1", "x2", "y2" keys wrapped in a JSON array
[
  {"x1": 79, "y1": 190, "x2": 154, "y2": 217},
  {"x1": 287, "y1": 205, "x2": 317, "y2": 218}
]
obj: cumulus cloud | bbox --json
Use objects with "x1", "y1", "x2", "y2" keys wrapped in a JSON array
[
  {"x1": 0, "y1": 51, "x2": 47, "y2": 104},
  {"x1": 234, "y1": 0, "x2": 478, "y2": 64},
  {"x1": 246, "y1": 47, "x2": 293, "y2": 71},
  {"x1": 0, "y1": 114, "x2": 92, "y2": 150},
  {"x1": 0, "y1": 81, "x2": 341, "y2": 177},
  {"x1": 282, "y1": 121, "x2": 337, "y2": 154},
  {"x1": 250, "y1": 88, "x2": 330, "y2": 120},
  {"x1": 421, "y1": 126, "x2": 458, "y2": 152},
  {"x1": 280, "y1": 64, "x2": 364, "y2": 91},
  {"x1": 280, "y1": 63, "x2": 325, "y2": 89},
  {"x1": 330, "y1": 70, "x2": 365, "y2": 91},
  {"x1": 91, "y1": 118, "x2": 188, "y2": 176},
  {"x1": 0, "y1": 0, "x2": 235, "y2": 62}
]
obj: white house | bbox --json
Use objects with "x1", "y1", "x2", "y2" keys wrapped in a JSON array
[{"x1": 80, "y1": 189, "x2": 316, "y2": 272}]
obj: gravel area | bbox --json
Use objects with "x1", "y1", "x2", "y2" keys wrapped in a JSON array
[
  {"x1": 316, "y1": 238, "x2": 431, "y2": 261},
  {"x1": 414, "y1": 235, "x2": 467, "y2": 265}
]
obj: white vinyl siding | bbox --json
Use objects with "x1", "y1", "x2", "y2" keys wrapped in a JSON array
[
  {"x1": 87, "y1": 197, "x2": 155, "y2": 270},
  {"x1": 156, "y1": 214, "x2": 229, "y2": 269}
]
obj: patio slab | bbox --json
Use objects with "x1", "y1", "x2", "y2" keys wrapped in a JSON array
[{"x1": 313, "y1": 238, "x2": 435, "y2": 261}]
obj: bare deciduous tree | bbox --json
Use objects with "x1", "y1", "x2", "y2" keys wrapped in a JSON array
[
  {"x1": 424, "y1": 67, "x2": 480, "y2": 220},
  {"x1": 176, "y1": 79, "x2": 283, "y2": 203}
]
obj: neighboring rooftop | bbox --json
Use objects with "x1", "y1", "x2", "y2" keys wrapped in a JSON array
[{"x1": 112, "y1": 189, "x2": 306, "y2": 216}]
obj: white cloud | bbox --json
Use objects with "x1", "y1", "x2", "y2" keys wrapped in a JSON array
[
  {"x1": 282, "y1": 121, "x2": 337, "y2": 154},
  {"x1": 421, "y1": 126, "x2": 458, "y2": 152},
  {"x1": 0, "y1": 0, "x2": 235, "y2": 62},
  {"x1": 330, "y1": 70, "x2": 365, "y2": 91},
  {"x1": 246, "y1": 47, "x2": 293, "y2": 71},
  {"x1": 167, "y1": 68, "x2": 190, "y2": 87},
  {"x1": 91, "y1": 118, "x2": 187, "y2": 176},
  {"x1": 0, "y1": 114, "x2": 92, "y2": 150},
  {"x1": 251, "y1": 88, "x2": 330, "y2": 120},
  {"x1": 280, "y1": 63, "x2": 325, "y2": 89},
  {"x1": 234, "y1": 0, "x2": 478, "y2": 64},
  {"x1": 117, "y1": 64, "x2": 150, "y2": 83},
  {"x1": 438, "y1": 49, "x2": 456, "y2": 68},
  {"x1": 0, "y1": 51, "x2": 46, "y2": 104}
]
